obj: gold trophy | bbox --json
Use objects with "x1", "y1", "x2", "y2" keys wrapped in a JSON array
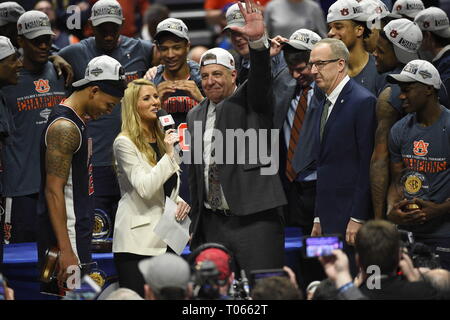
[
  {"x1": 92, "y1": 209, "x2": 113, "y2": 252},
  {"x1": 399, "y1": 170, "x2": 429, "y2": 211}
]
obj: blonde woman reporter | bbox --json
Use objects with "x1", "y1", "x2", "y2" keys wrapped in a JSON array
[{"x1": 112, "y1": 79, "x2": 190, "y2": 297}]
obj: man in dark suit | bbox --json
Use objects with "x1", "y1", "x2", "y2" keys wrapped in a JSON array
[
  {"x1": 309, "y1": 39, "x2": 376, "y2": 264},
  {"x1": 186, "y1": 0, "x2": 287, "y2": 276},
  {"x1": 273, "y1": 28, "x2": 322, "y2": 235}
]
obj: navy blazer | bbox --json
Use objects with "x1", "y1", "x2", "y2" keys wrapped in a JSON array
[{"x1": 314, "y1": 78, "x2": 376, "y2": 235}]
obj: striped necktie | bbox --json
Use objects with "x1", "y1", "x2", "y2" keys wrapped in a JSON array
[{"x1": 285, "y1": 86, "x2": 311, "y2": 182}]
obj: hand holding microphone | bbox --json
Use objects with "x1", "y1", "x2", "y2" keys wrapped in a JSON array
[{"x1": 157, "y1": 109, "x2": 182, "y2": 158}]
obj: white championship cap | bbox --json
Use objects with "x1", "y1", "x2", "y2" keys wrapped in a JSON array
[
  {"x1": 284, "y1": 29, "x2": 322, "y2": 51},
  {"x1": 223, "y1": 2, "x2": 246, "y2": 31},
  {"x1": 154, "y1": 18, "x2": 189, "y2": 42},
  {"x1": 383, "y1": 18, "x2": 423, "y2": 64},
  {"x1": 72, "y1": 55, "x2": 126, "y2": 97},
  {"x1": 387, "y1": 59, "x2": 441, "y2": 89},
  {"x1": 327, "y1": 0, "x2": 366, "y2": 23},
  {"x1": 414, "y1": 7, "x2": 450, "y2": 39},
  {"x1": 90, "y1": 0, "x2": 124, "y2": 27},
  {"x1": 0, "y1": 35, "x2": 16, "y2": 60},
  {"x1": 391, "y1": 0, "x2": 425, "y2": 19},
  {"x1": 200, "y1": 48, "x2": 235, "y2": 70},
  {"x1": 17, "y1": 10, "x2": 55, "y2": 39},
  {"x1": 0, "y1": 2, "x2": 25, "y2": 27}
]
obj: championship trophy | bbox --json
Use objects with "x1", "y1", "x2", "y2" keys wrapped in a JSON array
[
  {"x1": 92, "y1": 208, "x2": 113, "y2": 252},
  {"x1": 398, "y1": 170, "x2": 429, "y2": 211}
]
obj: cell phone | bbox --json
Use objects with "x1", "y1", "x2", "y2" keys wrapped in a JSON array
[
  {"x1": 249, "y1": 268, "x2": 289, "y2": 289},
  {"x1": 302, "y1": 235, "x2": 344, "y2": 258}
]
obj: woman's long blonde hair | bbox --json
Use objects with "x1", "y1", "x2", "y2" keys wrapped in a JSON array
[{"x1": 120, "y1": 79, "x2": 166, "y2": 166}]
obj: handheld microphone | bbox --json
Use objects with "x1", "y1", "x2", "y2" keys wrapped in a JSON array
[
  {"x1": 157, "y1": 109, "x2": 175, "y2": 130},
  {"x1": 157, "y1": 109, "x2": 182, "y2": 157},
  {"x1": 240, "y1": 270, "x2": 251, "y2": 299}
]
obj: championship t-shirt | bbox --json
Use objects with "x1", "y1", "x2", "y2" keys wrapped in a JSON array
[
  {"x1": 1, "y1": 62, "x2": 66, "y2": 196},
  {"x1": 389, "y1": 107, "x2": 450, "y2": 237}
]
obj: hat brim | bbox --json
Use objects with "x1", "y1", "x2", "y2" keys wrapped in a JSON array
[
  {"x1": 223, "y1": 21, "x2": 245, "y2": 32},
  {"x1": 387, "y1": 73, "x2": 417, "y2": 85},
  {"x1": 23, "y1": 29, "x2": 55, "y2": 40},
  {"x1": 433, "y1": 27, "x2": 450, "y2": 38},
  {"x1": 72, "y1": 78, "x2": 90, "y2": 88},
  {"x1": 393, "y1": 45, "x2": 419, "y2": 64},
  {"x1": 282, "y1": 41, "x2": 311, "y2": 51},
  {"x1": 388, "y1": 12, "x2": 403, "y2": 18},
  {"x1": 154, "y1": 30, "x2": 189, "y2": 42},
  {"x1": 91, "y1": 16, "x2": 123, "y2": 27}
]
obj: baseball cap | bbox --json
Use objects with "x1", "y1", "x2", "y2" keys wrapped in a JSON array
[
  {"x1": 360, "y1": 0, "x2": 391, "y2": 22},
  {"x1": 0, "y1": 2, "x2": 24, "y2": 26},
  {"x1": 195, "y1": 248, "x2": 232, "y2": 281},
  {"x1": 72, "y1": 55, "x2": 126, "y2": 97},
  {"x1": 414, "y1": 7, "x2": 450, "y2": 38},
  {"x1": 138, "y1": 253, "x2": 191, "y2": 294},
  {"x1": 17, "y1": 10, "x2": 55, "y2": 40},
  {"x1": 154, "y1": 18, "x2": 189, "y2": 42},
  {"x1": 90, "y1": 0, "x2": 124, "y2": 27},
  {"x1": 327, "y1": 0, "x2": 366, "y2": 23},
  {"x1": 387, "y1": 59, "x2": 441, "y2": 89},
  {"x1": 391, "y1": 0, "x2": 425, "y2": 19},
  {"x1": 0, "y1": 36, "x2": 16, "y2": 60},
  {"x1": 283, "y1": 29, "x2": 322, "y2": 51},
  {"x1": 200, "y1": 48, "x2": 235, "y2": 70},
  {"x1": 383, "y1": 19, "x2": 423, "y2": 64},
  {"x1": 223, "y1": 2, "x2": 246, "y2": 32}
]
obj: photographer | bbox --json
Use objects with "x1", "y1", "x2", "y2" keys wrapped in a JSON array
[
  {"x1": 190, "y1": 244, "x2": 235, "y2": 300},
  {"x1": 355, "y1": 220, "x2": 438, "y2": 300}
]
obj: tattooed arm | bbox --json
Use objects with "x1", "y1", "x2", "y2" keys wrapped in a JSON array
[
  {"x1": 370, "y1": 87, "x2": 401, "y2": 220},
  {"x1": 45, "y1": 119, "x2": 81, "y2": 285}
]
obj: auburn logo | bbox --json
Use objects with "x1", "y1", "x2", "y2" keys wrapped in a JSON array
[
  {"x1": 390, "y1": 30, "x2": 399, "y2": 38},
  {"x1": 413, "y1": 140, "x2": 429, "y2": 156},
  {"x1": 340, "y1": 8, "x2": 349, "y2": 16},
  {"x1": 423, "y1": 21, "x2": 430, "y2": 28},
  {"x1": 34, "y1": 79, "x2": 50, "y2": 93}
]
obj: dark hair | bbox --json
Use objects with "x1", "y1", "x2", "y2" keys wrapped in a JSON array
[
  {"x1": 352, "y1": 20, "x2": 372, "y2": 39},
  {"x1": 312, "y1": 279, "x2": 339, "y2": 300},
  {"x1": 283, "y1": 47, "x2": 311, "y2": 67},
  {"x1": 355, "y1": 220, "x2": 400, "y2": 275},
  {"x1": 251, "y1": 276, "x2": 302, "y2": 300},
  {"x1": 155, "y1": 287, "x2": 187, "y2": 300}
]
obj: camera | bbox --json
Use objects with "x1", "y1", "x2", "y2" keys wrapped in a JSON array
[
  {"x1": 249, "y1": 269, "x2": 289, "y2": 289},
  {"x1": 192, "y1": 260, "x2": 222, "y2": 299},
  {"x1": 302, "y1": 235, "x2": 344, "y2": 258},
  {"x1": 398, "y1": 229, "x2": 441, "y2": 269}
]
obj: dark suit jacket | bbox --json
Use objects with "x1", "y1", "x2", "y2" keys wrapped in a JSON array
[
  {"x1": 186, "y1": 46, "x2": 287, "y2": 249},
  {"x1": 314, "y1": 78, "x2": 376, "y2": 235},
  {"x1": 272, "y1": 68, "x2": 324, "y2": 185}
]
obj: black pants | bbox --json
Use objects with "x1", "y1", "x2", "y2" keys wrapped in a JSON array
[
  {"x1": 6, "y1": 194, "x2": 38, "y2": 243},
  {"x1": 200, "y1": 208, "x2": 285, "y2": 277},
  {"x1": 114, "y1": 248, "x2": 175, "y2": 298},
  {"x1": 114, "y1": 253, "x2": 149, "y2": 298},
  {"x1": 285, "y1": 180, "x2": 316, "y2": 234}
]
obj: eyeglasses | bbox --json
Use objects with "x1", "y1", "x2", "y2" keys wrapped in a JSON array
[{"x1": 307, "y1": 58, "x2": 341, "y2": 70}]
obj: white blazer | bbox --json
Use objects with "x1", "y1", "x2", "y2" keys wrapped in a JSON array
[{"x1": 112, "y1": 135, "x2": 182, "y2": 256}]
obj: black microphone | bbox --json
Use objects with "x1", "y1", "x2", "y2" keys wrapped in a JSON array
[{"x1": 157, "y1": 109, "x2": 182, "y2": 157}]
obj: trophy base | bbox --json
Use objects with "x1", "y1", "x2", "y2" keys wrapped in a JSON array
[{"x1": 92, "y1": 240, "x2": 112, "y2": 253}]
